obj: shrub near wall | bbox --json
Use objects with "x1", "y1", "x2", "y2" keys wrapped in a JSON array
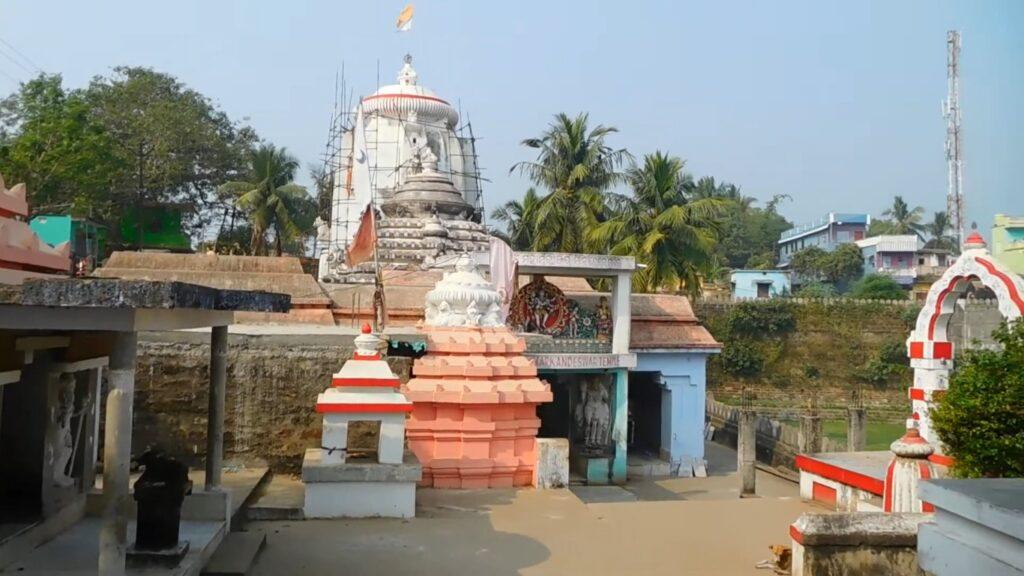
[{"x1": 696, "y1": 298, "x2": 918, "y2": 415}]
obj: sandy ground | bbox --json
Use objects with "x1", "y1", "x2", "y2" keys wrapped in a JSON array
[{"x1": 246, "y1": 443, "x2": 818, "y2": 576}]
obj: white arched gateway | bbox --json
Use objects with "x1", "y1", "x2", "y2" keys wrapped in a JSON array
[{"x1": 907, "y1": 230, "x2": 1024, "y2": 451}]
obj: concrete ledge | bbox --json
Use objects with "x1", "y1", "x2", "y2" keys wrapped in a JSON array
[
  {"x1": 919, "y1": 479, "x2": 1024, "y2": 542},
  {"x1": 791, "y1": 512, "x2": 928, "y2": 547},
  {"x1": 9, "y1": 278, "x2": 290, "y2": 312},
  {"x1": 301, "y1": 449, "x2": 422, "y2": 483}
]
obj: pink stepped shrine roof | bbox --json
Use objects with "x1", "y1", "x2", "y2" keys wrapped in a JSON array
[
  {"x1": 404, "y1": 326, "x2": 552, "y2": 405},
  {"x1": 0, "y1": 174, "x2": 71, "y2": 283}
]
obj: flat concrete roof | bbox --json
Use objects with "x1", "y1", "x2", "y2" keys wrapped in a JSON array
[
  {"x1": 920, "y1": 479, "x2": 1024, "y2": 541},
  {"x1": 0, "y1": 278, "x2": 290, "y2": 332},
  {"x1": 514, "y1": 252, "x2": 636, "y2": 277}
]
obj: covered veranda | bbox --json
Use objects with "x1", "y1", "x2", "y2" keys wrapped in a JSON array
[{"x1": 0, "y1": 278, "x2": 288, "y2": 575}]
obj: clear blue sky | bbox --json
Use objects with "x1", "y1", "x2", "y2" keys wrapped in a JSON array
[{"x1": 1, "y1": 0, "x2": 1020, "y2": 234}]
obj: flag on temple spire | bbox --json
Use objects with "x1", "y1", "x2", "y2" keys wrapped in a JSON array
[
  {"x1": 346, "y1": 205, "x2": 377, "y2": 268},
  {"x1": 396, "y1": 4, "x2": 414, "y2": 32}
]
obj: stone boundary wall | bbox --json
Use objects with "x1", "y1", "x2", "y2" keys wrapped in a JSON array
[
  {"x1": 706, "y1": 396, "x2": 844, "y2": 471},
  {"x1": 131, "y1": 330, "x2": 413, "y2": 472},
  {"x1": 699, "y1": 295, "x2": 1003, "y2": 307}
]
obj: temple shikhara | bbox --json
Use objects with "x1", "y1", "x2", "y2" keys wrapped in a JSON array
[{"x1": 319, "y1": 56, "x2": 490, "y2": 283}]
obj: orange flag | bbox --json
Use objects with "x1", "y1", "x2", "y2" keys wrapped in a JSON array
[{"x1": 346, "y1": 205, "x2": 377, "y2": 267}]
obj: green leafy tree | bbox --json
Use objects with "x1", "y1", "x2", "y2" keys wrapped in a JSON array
[
  {"x1": 790, "y1": 246, "x2": 829, "y2": 282},
  {"x1": 85, "y1": 66, "x2": 256, "y2": 244},
  {"x1": 0, "y1": 74, "x2": 123, "y2": 218},
  {"x1": 849, "y1": 274, "x2": 907, "y2": 300},
  {"x1": 489, "y1": 187, "x2": 541, "y2": 250},
  {"x1": 220, "y1": 144, "x2": 314, "y2": 256},
  {"x1": 791, "y1": 244, "x2": 864, "y2": 288},
  {"x1": 823, "y1": 243, "x2": 866, "y2": 285},
  {"x1": 510, "y1": 112, "x2": 629, "y2": 252},
  {"x1": 589, "y1": 152, "x2": 727, "y2": 295},
  {"x1": 932, "y1": 321, "x2": 1024, "y2": 478}
]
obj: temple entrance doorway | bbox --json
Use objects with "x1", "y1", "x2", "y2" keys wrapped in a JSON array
[
  {"x1": 627, "y1": 372, "x2": 663, "y2": 457},
  {"x1": 0, "y1": 356, "x2": 48, "y2": 540},
  {"x1": 536, "y1": 371, "x2": 616, "y2": 484}
]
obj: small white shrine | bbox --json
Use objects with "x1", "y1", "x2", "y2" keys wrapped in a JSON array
[{"x1": 302, "y1": 324, "x2": 421, "y2": 518}]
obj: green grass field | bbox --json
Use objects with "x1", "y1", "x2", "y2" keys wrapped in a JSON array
[{"x1": 821, "y1": 420, "x2": 906, "y2": 451}]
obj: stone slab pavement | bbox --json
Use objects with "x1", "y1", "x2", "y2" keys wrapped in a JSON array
[{"x1": 246, "y1": 443, "x2": 819, "y2": 575}]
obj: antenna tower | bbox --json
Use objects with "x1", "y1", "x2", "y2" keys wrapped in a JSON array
[{"x1": 944, "y1": 31, "x2": 964, "y2": 251}]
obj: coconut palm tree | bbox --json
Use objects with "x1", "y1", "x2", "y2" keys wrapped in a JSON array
[
  {"x1": 588, "y1": 152, "x2": 727, "y2": 295},
  {"x1": 510, "y1": 113, "x2": 630, "y2": 252},
  {"x1": 881, "y1": 196, "x2": 926, "y2": 236},
  {"x1": 924, "y1": 211, "x2": 957, "y2": 252},
  {"x1": 490, "y1": 187, "x2": 541, "y2": 250},
  {"x1": 220, "y1": 144, "x2": 311, "y2": 256}
]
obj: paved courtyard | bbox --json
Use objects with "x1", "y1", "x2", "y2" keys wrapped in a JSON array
[{"x1": 247, "y1": 443, "x2": 818, "y2": 575}]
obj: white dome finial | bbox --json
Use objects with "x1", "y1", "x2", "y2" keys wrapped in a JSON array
[{"x1": 398, "y1": 54, "x2": 418, "y2": 86}]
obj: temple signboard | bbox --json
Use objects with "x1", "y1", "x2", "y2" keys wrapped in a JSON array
[{"x1": 528, "y1": 353, "x2": 637, "y2": 370}]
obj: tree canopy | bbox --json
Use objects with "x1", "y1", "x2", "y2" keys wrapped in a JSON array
[
  {"x1": 0, "y1": 69, "x2": 258, "y2": 247},
  {"x1": 510, "y1": 112, "x2": 629, "y2": 253},
  {"x1": 589, "y1": 151, "x2": 727, "y2": 295},
  {"x1": 219, "y1": 144, "x2": 315, "y2": 256},
  {"x1": 848, "y1": 274, "x2": 907, "y2": 300},
  {"x1": 932, "y1": 321, "x2": 1024, "y2": 478},
  {"x1": 790, "y1": 243, "x2": 864, "y2": 287}
]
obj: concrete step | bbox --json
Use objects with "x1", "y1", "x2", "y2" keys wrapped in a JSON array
[
  {"x1": 244, "y1": 473, "x2": 305, "y2": 522},
  {"x1": 202, "y1": 531, "x2": 266, "y2": 576}
]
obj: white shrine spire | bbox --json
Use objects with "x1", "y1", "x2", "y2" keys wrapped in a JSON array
[{"x1": 398, "y1": 54, "x2": 418, "y2": 86}]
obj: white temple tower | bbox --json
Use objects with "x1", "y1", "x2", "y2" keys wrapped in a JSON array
[{"x1": 321, "y1": 55, "x2": 486, "y2": 282}]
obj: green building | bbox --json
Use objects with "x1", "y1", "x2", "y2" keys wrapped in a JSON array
[
  {"x1": 992, "y1": 214, "x2": 1024, "y2": 276},
  {"x1": 117, "y1": 204, "x2": 192, "y2": 252},
  {"x1": 29, "y1": 215, "x2": 106, "y2": 272}
]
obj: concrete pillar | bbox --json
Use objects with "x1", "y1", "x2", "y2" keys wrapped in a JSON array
[
  {"x1": 799, "y1": 414, "x2": 822, "y2": 455},
  {"x1": 610, "y1": 368, "x2": 629, "y2": 484},
  {"x1": 738, "y1": 409, "x2": 757, "y2": 497},
  {"x1": 610, "y1": 272, "x2": 631, "y2": 356},
  {"x1": 847, "y1": 407, "x2": 867, "y2": 452},
  {"x1": 205, "y1": 325, "x2": 227, "y2": 490},
  {"x1": 99, "y1": 331, "x2": 137, "y2": 576}
]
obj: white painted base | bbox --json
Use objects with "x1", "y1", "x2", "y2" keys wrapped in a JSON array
[
  {"x1": 303, "y1": 482, "x2": 416, "y2": 519},
  {"x1": 799, "y1": 471, "x2": 881, "y2": 512}
]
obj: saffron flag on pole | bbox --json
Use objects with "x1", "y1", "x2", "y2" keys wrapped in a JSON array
[
  {"x1": 346, "y1": 205, "x2": 377, "y2": 268},
  {"x1": 396, "y1": 4, "x2": 414, "y2": 32}
]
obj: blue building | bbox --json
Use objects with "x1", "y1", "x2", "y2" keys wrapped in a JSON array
[
  {"x1": 512, "y1": 253, "x2": 720, "y2": 483},
  {"x1": 778, "y1": 212, "x2": 871, "y2": 267},
  {"x1": 730, "y1": 269, "x2": 792, "y2": 299}
]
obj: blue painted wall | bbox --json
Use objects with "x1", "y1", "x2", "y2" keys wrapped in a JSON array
[
  {"x1": 635, "y1": 351, "x2": 713, "y2": 467},
  {"x1": 730, "y1": 269, "x2": 791, "y2": 299}
]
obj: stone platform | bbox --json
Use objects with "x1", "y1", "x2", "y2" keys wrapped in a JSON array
[
  {"x1": 301, "y1": 449, "x2": 421, "y2": 519},
  {"x1": 95, "y1": 252, "x2": 331, "y2": 324},
  {"x1": 795, "y1": 451, "x2": 889, "y2": 511}
]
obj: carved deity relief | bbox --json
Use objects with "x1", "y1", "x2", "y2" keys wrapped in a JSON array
[
  {"x1": 46, "y1": 373, "x2": 84, "y2": 488},
  {"x1": 574, "y1": 375, "x2": 611, "y2": 451}
]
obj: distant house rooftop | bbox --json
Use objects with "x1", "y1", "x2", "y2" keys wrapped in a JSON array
[
  {"x1": 855, "y1": 235, "x2": 923, "y2": 252},
  {"x1": 779, "y1": 212, "x2": 871, "y2": 244}
]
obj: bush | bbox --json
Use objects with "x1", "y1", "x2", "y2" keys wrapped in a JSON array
[
  {"x1": 849, "y1": 274, "x2": 908, "y2": 300},
  {"x1": 726, "y1": 300, "x2": 796, "y2": 337},
  {"x1": 931, "y1": 321, "x2": 1024, "y2": 478},
  {"x1": 719, "y1": 341, "x2": 764, "y2": 377},
  {"x1": 794, "y1": 281, "x2": 837, "y2": 299}
]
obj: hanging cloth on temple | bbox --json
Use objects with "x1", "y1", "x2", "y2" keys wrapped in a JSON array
[{"x1": 489, "y1": 237, "x2": 518, "y2": 321}]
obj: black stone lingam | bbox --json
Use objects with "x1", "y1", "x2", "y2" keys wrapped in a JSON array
[{"x1": 132, "y1": 449, "x2": 192, "y2": 554}]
